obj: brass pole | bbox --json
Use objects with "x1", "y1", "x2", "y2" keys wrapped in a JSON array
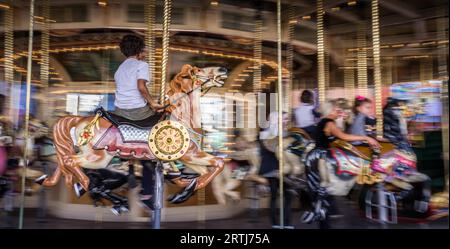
[
  {"x1": 19, "y1": 0, "x2": 35, "y2": 229},
  {"x1": 371, "y1": 0, "x2": 383, "y2": 138},
  {"x1": 40, "y1": 0, "x2": 50, "y2": 120},
  {"x1": 276, "y1": 0, "x2": 284, "y2": 229},
  {"x1": 286, "y1": 6, "x2": 295, "y2": 119},
  {"x1": 145, "y1": 0, "x2": 156, "y2": 95},
  {"x1": 357, "y1": 22, "x2": 368, "y2": 97},
  {"x1": 317, "y1": 0, "x2": 325, "y2": 104},
  {"x1": 4, "y1": 1, "x2": 14, "y2": 91},
  {"x1": 160, "y1": 0, "x2": 171, "y2": 104},
  {"x1": 40, "y1": 0, "x2": 50, "y2": 86},
  {"x1": 253, "y1": 11, "x2": 262, "y2": 93}
]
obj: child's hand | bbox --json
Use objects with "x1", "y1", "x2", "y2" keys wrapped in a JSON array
[
  {"x1": 165, "y1": 104, "x2": 178, "y2": 113},
  {"x1": 151, "y1": 103, "x2": 165, "y2": 113},
  {"x1": 365, "y1": 136, "x2": 380, "y2": 149}
]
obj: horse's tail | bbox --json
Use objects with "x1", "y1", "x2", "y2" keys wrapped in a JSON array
[{"x1": 41, "y1": 116, "x2": 84, "y2": 187}]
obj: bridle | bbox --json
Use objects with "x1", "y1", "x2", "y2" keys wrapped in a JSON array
[{"x1": 162, "y1": 69, "x2": 220, "y2": 110}]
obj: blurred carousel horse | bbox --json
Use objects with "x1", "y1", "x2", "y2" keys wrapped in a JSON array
[
  {"x1": 1, "y1": 120, "x2": 49, "y2": 197},
  {"x1": 211, "y1": 128, "x2": 314, "y2": 204},
  {"x1": 261, "y1": 127, "x2": 315, "y2": 178},
  {"x1": 36, "y1": 65, "x2": 228, "y2": 209},
  {"x1": 301, "y1": 139, "x2": 432, "y2": 227},
  {"x1": 211, "y1": 143, "x2": 264, "y2": 204}
]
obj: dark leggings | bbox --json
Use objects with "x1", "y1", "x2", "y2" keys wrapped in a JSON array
[
  {"x1": 268, "y1": 177, "x2": 293, "y2": 226},
  {"x1": 300, "y1": 125, "x2": 316, "y2": 140},
  {"x1": 141, "y1": 161, "x2": 155, "y2": 195}
]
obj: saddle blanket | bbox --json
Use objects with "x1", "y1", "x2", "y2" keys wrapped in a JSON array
[
  {"x1": 118, "y1": 125, "x2": 149, "y2": 143},
  {"x1": 93, "y1": 125, "x2": 155, "y2": 160}
]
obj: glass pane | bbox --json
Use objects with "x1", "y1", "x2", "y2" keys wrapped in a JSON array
[{"x1": 1, "y1": 0, "x2": 447, "y2": 230}]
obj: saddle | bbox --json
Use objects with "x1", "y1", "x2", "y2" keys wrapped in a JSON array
[
  {"x1": 331, "y1": 139, "x2": 395, "y2": 161},
  {"x1": 91, "y1": 107, "x2": 165, "y2": 158},
  {"x1": 95, "y1": 107, "x2": 163, "y2": 129}
]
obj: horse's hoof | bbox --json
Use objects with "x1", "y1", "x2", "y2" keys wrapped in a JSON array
[
  {"x1": 300, "y1": 211, "x2": 315, "y2": 224},
  {"x1": 111, "y1": 206, "x2": 121, "y2": 216},
  {"x1": 74, "y1": 183, "x2": 86, "y2": 198},
  {"x1": 34, "y1": 175, "x2": 47, "y2": 185},
  {"x1": 168, "y1": 178, "x2": 197, "y2": 204},
  {"x1": 414, "y1": 200, "x2": 429, "y2": 213},
  {"x1": 120, "y1": 204, "x2": 130, "y2": 213}
]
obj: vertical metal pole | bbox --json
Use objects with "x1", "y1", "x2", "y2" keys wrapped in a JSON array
[
  {"x1": 160, "y1": 0, "x2": 171, "y2": 104},
  {"x1": 4, "y1": 0, "x2": 14, "y2": 92},
  {"x1": 253, "y1": 11, "x2": 262, "y2": 93},
  {"x1": 286, "y1": 6, "x2": 295, "y2": 120},
  {"x1": 276, "y1": 0, "x2": 284, "y2": 229},
  {"x1": 376, "y1": 183, "x2": 388, "y2": 224},
  {"x1": 317, "y1": 0, "x2": 325, "y2": 104},
  {"x1": 357, "y1": 22, "x2": 368, "y2": 97},
  {"x1": 372, "y1": 0, "x2": 383, "y2": 138},
  {"x1": 145, "y1": 0, "x2": 156, "y2": 95},
  {"x1": 40, "y1": 0, "x2": 50, "y2": 120},
  {"x1": 19, "y1": 0, "x2": 35, "y2": 229},
  {"x1": 437, "y1": 12, "x2": 449, "y2": 190},
  {"x1": 152, "y1": 161, "x2": 164, "y2": 229}
]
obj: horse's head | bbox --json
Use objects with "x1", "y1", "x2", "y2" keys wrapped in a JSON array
[{"x1": 169, "y1": 65, "x2": 227, "y2": 95}]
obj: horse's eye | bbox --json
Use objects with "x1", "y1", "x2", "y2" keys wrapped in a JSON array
[{"x1": 181, "y1": 75, "x2": 190, "y2": 79}]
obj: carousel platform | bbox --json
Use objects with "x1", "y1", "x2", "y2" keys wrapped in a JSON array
[{"x1": 2, "y1": 196, "x2": 448, "y2": 229}]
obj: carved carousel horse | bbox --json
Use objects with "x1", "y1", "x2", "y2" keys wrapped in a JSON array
[
  {"x1": 36, "y1": 65, "x2": 228, "y2": 207},
  {"x1": 301, "y1": 139, "x2": 431, "y2": 227}
]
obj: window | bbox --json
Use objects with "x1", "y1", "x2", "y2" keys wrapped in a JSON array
[
  {"x1": 221, "y1": 11, "x2": 255, "y2": 32},
  {"x1": 50, "y1": 4, "x2": 88, "y2": 23},
  {"x1": 127, "y1": 4, "x2": 184, "y2": 24}
]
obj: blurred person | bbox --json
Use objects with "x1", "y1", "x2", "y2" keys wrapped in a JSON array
[
  {"x1": 307, "y1": 100, "x2": 380, "y2": 223},
  {"x1": 349, "y1": 96, "x2": 377, "y2": 144},
  {"x1": 0, "y1": 94, "x2": 9, "y2": 176},
  {"x1": 383, "y1": 97, "x2": 410, "y2": 150},
  {"x1": 113, "y1": 34, "x2": 164, "y2": 211},
  {"x1": 259, "y1": 111, "x2": 294, "y2": 228},
  {"x1": 294, "y1": 90, "x2": 319, "y2": 139},
  {"x1": 334, "y1": 98, "x2": 353, "y2": 132},
  {"x1": 313, "y1": 99, "x2": 379, "y2": 159}
]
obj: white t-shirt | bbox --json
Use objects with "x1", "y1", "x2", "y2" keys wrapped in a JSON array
[
  {"x1": 114, "y1": 58, "x2": 150, "y2": 109},
  {"x1": 294, "y1": 103, "x2": 315, "y2": 128}
]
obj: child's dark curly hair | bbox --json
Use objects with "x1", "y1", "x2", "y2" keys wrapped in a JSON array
[
  {"x1": 119, "y1": 35, "x2": 145, "y2": 57},
  {"x1": 300, "y1": 90, "x2": 314, "y2": 104}
]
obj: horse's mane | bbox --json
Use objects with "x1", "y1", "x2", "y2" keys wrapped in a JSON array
[{"x1": 166, "y1": 64, "x2": 193, "y2": 97}]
